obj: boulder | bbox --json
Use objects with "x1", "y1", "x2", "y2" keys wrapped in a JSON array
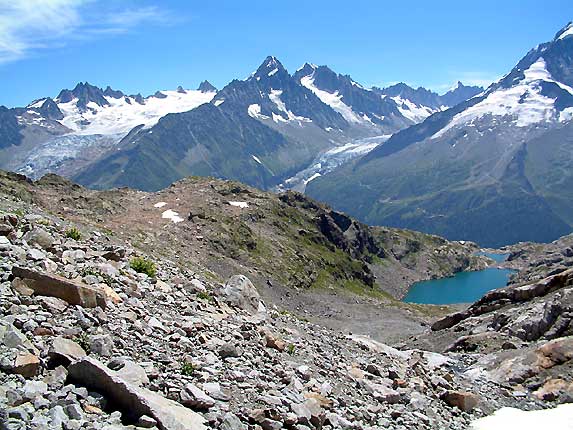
[
  {"x1": 218, "y1": 275, "x2": 262, "y2": 314},
  {"x1": 441, "y1": 390, "x2": 480, "y2": 411},
  {"x1": 68, "y1": 357, "x2": 206, "y2": 430},
  {"x1": 13, "y1": 352, "x2": 40, "y2": 378},
  {"x1": 220, "y1": 413, "x2": 246, "y2": 430},
  {"x1": 180, "y1": 383, "x2": 216, "y2": 410},
  {"x1": 12, "y1": 266, "x2": 106, "y2": 308},
  {"x1": 22, "y1": 228, "x2": 55, "y2": 249},
  {"x1": 219, "y1": 342, "x2": 241, "y2": 359},
  {"x1": 0, "y1": 321, "x2": 37, "y2": 352},
  {"x1": 49, "y1": 336, "x2": 87, "y2": 366}
]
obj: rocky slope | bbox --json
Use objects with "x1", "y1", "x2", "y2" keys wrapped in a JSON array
[
  {"x1": 0, "y1": 170, "x2": 489, "y2": 340},
  {"x1": 307, "y1": 22, "x2": 573, "y2": 247},
  {"x1": 0, "y1": 172, "x2": 565, "y2": 430}
]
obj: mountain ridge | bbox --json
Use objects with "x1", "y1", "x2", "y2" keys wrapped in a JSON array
[{"x1": 306, "y1": 22, "x2": 573, "y2": 247}]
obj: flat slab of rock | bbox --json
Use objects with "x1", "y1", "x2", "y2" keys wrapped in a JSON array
[
  {"x1": 68, "y1": 357, "x2": 206, "y2": 430},
  {"x1": 49, "y1": 336, "x2": 87, "y2": 366},
  {"x1": 12, "y1": 266, "x2": 107, "y2": 308}
]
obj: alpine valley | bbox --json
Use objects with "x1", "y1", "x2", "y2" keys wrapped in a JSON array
[{"x1": 307, "y1": 23, "x2": 573, "y2": 247}]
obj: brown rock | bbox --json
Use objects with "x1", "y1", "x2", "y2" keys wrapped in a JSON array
[
  {"x1": 83, "y1": 404, "x2": 104, "y2": 415},
  {"x1": 12, "y1": 266, "x2": 106, "y2": 308},
  {"x1": 536, "y1": 336, "x2": 573, "y2": 369},
  {"x1": 264, "y1": 333, "x2": 286, "y2": 352},
  {"x1": 13, "y1": 352, "x2": 40, "y2": 377},
  {"x1": 533, "y1": 378, "x2": 573, "y2": 401},
  {"x1": 12, "y1": 278, "x2": 35, "y2": 296},
  {"x1": 33, "y1": 327, "x2": 54, "y2": 336},
  {"x1": 441, "y1": 390, "x2": 480, "y2": 411}
]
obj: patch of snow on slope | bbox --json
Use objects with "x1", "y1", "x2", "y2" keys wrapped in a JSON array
[
  {"x1": 391, "y1": 96, "x2": 436, "y2": 122},
  {"x1": 154, "y1": 202, "x2": 167, "y2": 208},
  {"x1": 229, "y1": 201, "x2": 249, "y2": 208},
  {"x1": 161, "y1": 209, "x2": 184, "y2": 223},
  {"x1": 268, "y1": 90, "x2": 311, "y2": 124},
  {"x1": 57, "y1": 89, "x2": 216, "y2": 136},
  {"x1": 213, "y1": 99, "x2": 225, "y2": 107},
  {"x1": 469, "y1": 404, "x2": 573, "y2": 430},
  {"x1": 560, "y1": 107, "x2": 573, "y2": 122},
  {"x1": 303, "y1": 172, "x2": 321, "y2": 185},
  {"x1": 558, "y1": 23, "x2": 573, "y2": 40},
  {"x1": 247, "y1": 104, "x2": 269, "y2": 120},
  {"x1": 433, "y1": 58, "x2": 558, "y2": 139},
  {"x1": 299, "y1": 75, "x2": 363, "y2": 123},
  {"x1": 27, "y1": 99, "x2": 46, "y2": 109}
]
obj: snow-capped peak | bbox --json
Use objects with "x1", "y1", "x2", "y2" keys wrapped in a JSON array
[
  {"x1": 295, "y1": 62, "x2": 318, "y2": 74},
  {"x1": 251, "y1": 56, "x2": 288, "y2": 81},
  {"x1": 432, "y1": 57, "x2": 573, "y2": 139},
  {"x1": 54, "y1": 86, "x2": 217, "y2": 136}
]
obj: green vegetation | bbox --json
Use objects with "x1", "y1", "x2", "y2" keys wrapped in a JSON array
[
  {"x1": 65, "y1": 226, "x2": 82, "y2": 241},
  {"x1": 73, "y1": 332, "x2": 91, "y2": 353},
  {"x1": 81, "y1": 267, "x2": 113, "y2": 287},
  {"x1": 130, "y1": 257, "x2": 157, "y2": 277},
  {"x1": 180, "y1": 361, "x2": 195, "y2": 376},
  {"x1": 287, "y1": 343, "x2": 296, "y2": 355},
  {"x1": 196, "y1": 291, "x2": 213, "y2": 302}
]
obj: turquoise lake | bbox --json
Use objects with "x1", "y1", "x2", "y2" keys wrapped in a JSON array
[{"x1": 403, "y1": 253, "x2": 514, "y2": 304}]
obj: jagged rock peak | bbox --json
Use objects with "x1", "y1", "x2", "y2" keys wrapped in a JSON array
[
  {"x1": 197, "y1": 81, "x2": 217, "y2": 92},
  {"x1": 252, "y1": 56, "x2": 288, "y2": 79},
  {"x1": 56, "y1": 82, "x2": 109, "y2": 109},
  {"x1": 103, "y1": 86, "x2": 125, "y2": 99}
]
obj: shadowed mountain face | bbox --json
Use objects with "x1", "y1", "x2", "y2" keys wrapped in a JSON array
[{"x1": 307, "y1": 23, "x2": 573, "y2": 247}]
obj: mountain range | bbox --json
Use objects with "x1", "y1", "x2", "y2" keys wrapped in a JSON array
[
  {"x1": 0, "y1": 57, "x2": 481, "y2": 193},
  {"x1": 307, "y1": 22, "x2": 573, "y2": 247}
]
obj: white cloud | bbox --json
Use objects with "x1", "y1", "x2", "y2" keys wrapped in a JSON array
[{"x1": 0, "y1": 0, "x2": 173, "y2": 64}]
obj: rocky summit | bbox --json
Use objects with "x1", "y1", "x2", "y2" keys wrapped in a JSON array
[{"x1": 0, "y1": 170, "x2": 572, "y2": 430}]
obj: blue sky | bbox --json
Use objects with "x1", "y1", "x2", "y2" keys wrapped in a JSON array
[{"x1": 1, "y1": 0, "x2": 572, "y2": 107}]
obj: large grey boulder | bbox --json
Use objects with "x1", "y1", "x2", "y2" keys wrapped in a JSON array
[
  {"x1": 22, "y1": 228, "x2": 55, "y2": 249},
  {"x1": 68, "y1": 357, "x2": 206, "y2": 430},
  {"x1": 218, "y1": 275, "x2": 262, "y2": 314}
]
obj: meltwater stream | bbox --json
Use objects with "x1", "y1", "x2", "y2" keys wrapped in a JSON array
[{"x1": 403, "y1": 253, "x2": 514, "y2": 305}]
